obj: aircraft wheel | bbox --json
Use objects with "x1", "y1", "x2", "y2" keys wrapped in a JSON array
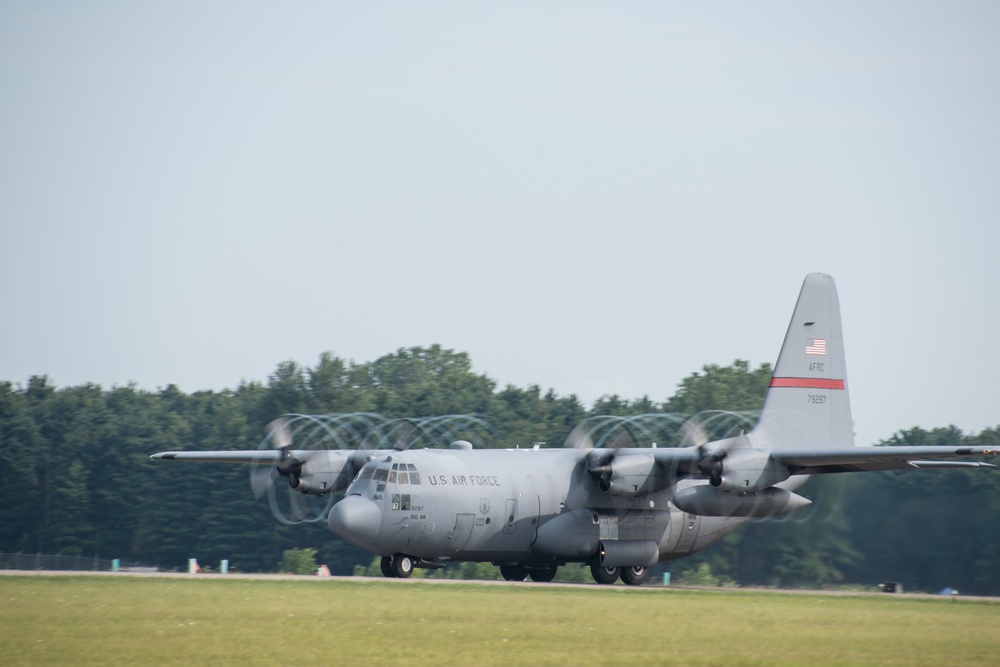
[
  {"x1": 591, "y1": 563, "x2": 620, "y2": 585},
  {"x1": 500, "y1": 564, "x2": 528, "y2": 581},
  {"x1": 620, "y1": 566, "x2": 649, "y2": 586},
  {"x1": 380, "y1": 556, "x2": 396, "y2": 578},
  {"x1": 392, "y1": 553, "x2": 414, "y2": 578},
  {"x1": 528, "y1": 566, "x2": 558, "y2": 582}
]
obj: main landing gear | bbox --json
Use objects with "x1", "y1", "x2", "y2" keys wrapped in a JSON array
[
  {"x1": 499, "y1": 564, "x2": 527, "y2": 581},
  {"x1": 499, "y1": 564, "x2": 559, "y2": 582},
  {"x1": 590, "y1": 563, "x2": 649, "y2": 586},
  {"x1": 497, "y1": 562, "x2": 649, "y2": 585}
]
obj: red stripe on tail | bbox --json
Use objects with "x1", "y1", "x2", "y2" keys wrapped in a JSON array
[{"x1": 769, "y1": 377, "x2": 845, "y2": 390}]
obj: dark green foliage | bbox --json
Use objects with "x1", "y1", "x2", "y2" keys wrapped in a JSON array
[
  {"x1": 278, "y1": 547, "x2": 318, "y2": 575},
  {"x1": 663, "y1": 359, "x2": 773, "y2": 414},
  {"x1": 836, "y1": 427, "x2": 1000, "y2": 595},
  {"x1": 0, "y1": 381, "x2": 44, "y2": 551},
  {"x1": 1, "y1": 353, "x2": 997, "y2": 594}
]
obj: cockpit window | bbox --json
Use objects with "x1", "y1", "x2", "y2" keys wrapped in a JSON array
[
  {"x1": 364, "y1": 462, "x2": 422, "y2": 486},
  {"x1": 406, "y1": 463, "x2": 420, "y2": 485},
  {"x1": 396, "y1": 465, "x2": 420, "y2": 485}
]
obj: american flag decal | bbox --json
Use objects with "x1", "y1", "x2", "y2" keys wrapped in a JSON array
[{"x1": 806, "y1": 338, "x2": 827, "y2": 355}]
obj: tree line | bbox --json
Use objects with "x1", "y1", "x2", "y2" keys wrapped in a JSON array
[{"x1": 1, "y1": 346, "x2": 997, "y2": 594}]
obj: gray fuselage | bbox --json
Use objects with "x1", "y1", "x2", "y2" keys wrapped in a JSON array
[{"x1": 328, "y1": 446, "x2": 744, "y2": 567}]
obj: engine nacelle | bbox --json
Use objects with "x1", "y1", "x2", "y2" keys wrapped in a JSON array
[
  {"x1": 673, "y1": 485, "x2": 811, "y2": 517},
  {"x1": 714, "y1": 449, "x2": 790, "y2": 493},
  {"x1": 293, "y1": 450, "x2": 354, "y2": 496},
  {"x1": 595, "y1": 454, "x2": 671, "y2": 497}
]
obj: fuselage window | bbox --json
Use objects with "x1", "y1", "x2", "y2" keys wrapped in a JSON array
[{"x1": 397, "y1": 471, "x2": 409, "y2": 484}]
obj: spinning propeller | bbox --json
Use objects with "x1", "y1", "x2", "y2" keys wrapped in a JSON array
[
  {"x1": 566, "y1": 423, "x2": 643, "y2": 493},
  {"x1": 565, "y1": 424, "x2": 612, "y2": 489},
  {"x1": 250, "y1": 416, "x2": 335, "y2": 525},
  {"x1": 570, "y1": 414, "x2": 742, "y2": 493},
  {"x1": 587, "y1": 426, "x2": 638, "y2": 491},
  {"x1": 270, "y1": 417, "x2": 308, "y2": 489},
  {"x1": 680, "y1": 416, "x2": 736, "y2": 487},
  {"x1": 251, "y1": 418, "x2": 303, "y2": 498}
]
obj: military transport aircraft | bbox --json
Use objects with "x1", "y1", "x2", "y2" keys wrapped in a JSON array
[{"x1": 151, "y1": 274, "x2": 997, "y2": 585}]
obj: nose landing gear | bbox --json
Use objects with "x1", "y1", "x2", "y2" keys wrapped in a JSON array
[{"x1": 380, "y1": 553, "x2": 415, "y2": 578}]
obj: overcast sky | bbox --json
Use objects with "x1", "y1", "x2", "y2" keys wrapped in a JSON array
[{"x1": 2, "y1": 2, "x2": 998, "y2": 447}]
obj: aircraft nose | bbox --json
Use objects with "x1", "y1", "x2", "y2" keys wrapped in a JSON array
[{"x1": 327, "y1": 495, "x2": 381, "y2": 549}]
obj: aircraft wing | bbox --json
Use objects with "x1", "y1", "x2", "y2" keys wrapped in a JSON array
[
  {"x1": 645, "y1": 444, "x2": 996, "y2": 480},
  {"x1": 771, "y1": 446, "x2": 998, "y2": 475},
  {"x1": 649, "y1": 447, "x2": 705, "y2": 474},
  {"x1": 150, "y1": 450, "x2": 281, "y2": 464}
]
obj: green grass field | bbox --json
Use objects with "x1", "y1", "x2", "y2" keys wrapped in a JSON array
[{"x1": 2, "y1": 575, "x2": 997, "y2": 666}]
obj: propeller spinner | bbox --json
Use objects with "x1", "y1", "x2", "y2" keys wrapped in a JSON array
[{"x1": 681, "y1": 415, "x2": 733, "y2": 488}]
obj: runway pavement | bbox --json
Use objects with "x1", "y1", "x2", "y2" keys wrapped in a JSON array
[{"x1": 2, "y1": 569, "x2": 997, "y2": 602}]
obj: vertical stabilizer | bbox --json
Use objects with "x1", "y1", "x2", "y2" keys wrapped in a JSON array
[{"x1": 751, "y1": 273, "x2": 854, "y2": 451}]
